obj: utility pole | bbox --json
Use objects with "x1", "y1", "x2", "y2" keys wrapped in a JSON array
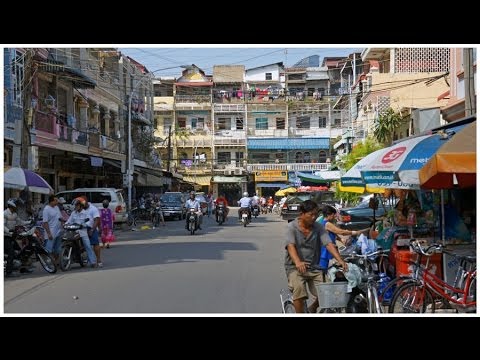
[
  {"x1": 464, "y1": 48, "x2": 476, "y2": 117},
  {"x1": 166, "y1": 125, "x2": 171, "y2": 172},
  {"x1": 21, "y1": 50, "x2": 33, "y2": 169}
]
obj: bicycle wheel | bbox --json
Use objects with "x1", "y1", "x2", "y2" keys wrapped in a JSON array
[
  {"x1": 389, "y1": 282, "x2": 435, "y2": 313},
  {"x1": 283, "y1": 301, "x2": 296, "y2": 313},
  {"x1": 379, "y1": 276, "x2": 413, "y2": 306}
]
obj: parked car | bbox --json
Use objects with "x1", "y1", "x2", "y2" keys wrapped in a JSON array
[
  {"x1": 56, "y1": 188, "x2": 127, "y2": 223},
  {"x1": 337, "y1": 196, "x2": 397, "y2": 231},
  {"x1": 281, "y1": 191, "x2": 338, "y2": 222},
  {"x1": 160, "y1": 192, "x2": 186, "y2": 220}
]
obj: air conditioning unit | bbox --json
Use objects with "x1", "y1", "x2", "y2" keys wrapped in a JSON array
[
  {"x1": 234, "y1": 168, "x2": 242, "y2": 175},
  {"x1": 224, "y1": 169, "x2": 232, "y2": 176}
]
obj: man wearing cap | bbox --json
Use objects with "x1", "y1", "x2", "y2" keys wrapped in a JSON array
[{"x1": 42, "y1": 195, "x2": 63, "y2": 260}]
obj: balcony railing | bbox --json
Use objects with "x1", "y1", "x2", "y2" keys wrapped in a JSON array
[
  {"x1": 246, "y1": 163, "x2": 331, "y2": 172},
  {"x1": 175, "y1": 95, "x2": 211, "y2": 103}
]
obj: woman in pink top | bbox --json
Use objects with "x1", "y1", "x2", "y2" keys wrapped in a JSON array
[{"x1": 100, "y1": 200, "x2": 115, "y2": 248}]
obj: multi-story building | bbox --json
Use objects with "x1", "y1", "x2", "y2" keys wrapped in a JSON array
[
  {"x1": 439, "y1": 48, "x2": 477, "y2": 122},
  {"x1": 153, "y1": 57, "x2": 356, "y2": 201},
  {"x1": 4, "y1": 48, "x2": 168, "y2": 203},
  {"x1": 358, "y1": 47, "x2": 450, "y2": 141}
]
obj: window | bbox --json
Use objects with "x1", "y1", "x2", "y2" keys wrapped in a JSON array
[
  {"x1": 334, "y1": 118, "x2": 341, "y2": 128},
  {"x1": 235, "y1": 152, "x2": 244, "y2": 161},
  {"x1": 295, "y1": 152, "x2": 303, "y2": 163},
  {"x1": 236, "y1": 117, "x2": 244, "y2": 130},
  {"x1": 163, "y1": 118, "x2": 172, "y2": 130},
  {"x1": 319, "y1": 117, "x2": 327, "y2": 128},
  {"x1": 218, "y1": 152, "x2": 231, "y2": 164},
  {"x1": 318, "y1": 150, "x2": 327, "y2": 163},
  {"x1": 178, "y1": 117, "x2": 186, "y2": 129},
  {"x1": 296, "y1": 116, "x2": 310, "y2": 129},
  {"x1": 191, "y1": 118, "x2": 197, "y2": 129},
  {"x1": 197, "y1": 117, "x2": 204, "y2": 129},
  {"x1": 217, "y1": 117, "x2": 230, "y2": 130},
  {"x1": 276, "y1": 117, "x2": 285, "y2": 129},
  {"x1": 12, "y1": 50, "x2": 24, "y2": 106},
  {"x1": 265, "y1": 73, "x2": 272, "y2": 81},
  {"x1": 255, "y1": 118, "x2": 268, "y2": 130},
  {"x1": 303, "y1": 152, "x2": 311, "y2": 162}
]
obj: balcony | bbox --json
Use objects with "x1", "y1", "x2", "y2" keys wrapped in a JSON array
[
  {"x1": 248, "y1": 129, "x2": 288, "y2": 137},
  {"x1": 175, "y1": 95, "x2": 211, "y2": 104},
  {"x1": 214, "y1": 129, "x2": 246, "y2": 146},
  {"x1": 247, "y1": 163, "x2": 331, "y2": 172},
  {"x1": 213, "y1": 103, "x2": 246, "y2": 112}
]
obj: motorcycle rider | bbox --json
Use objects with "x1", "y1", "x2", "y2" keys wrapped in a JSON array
[
  {"x1": 4, "y1": 199, "x2": 29, "y2": 277},
  {"x1": 237, "y1": 192, "x2": 252, "y2": 221},
  {"x1": 214, "y1": 194, "x2": 229, "y2": 222},
  {"x1": 65, "y1": 197, "x2": 97, "y2": 267},
  {"x1": 185, "y1": 191, "x2": 202, "y2": 230},
  {"x1": 251, "y1": 193, "x2": 260, "y2": 214}
]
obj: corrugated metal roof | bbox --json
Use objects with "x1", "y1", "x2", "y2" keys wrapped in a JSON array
[{"x1": 247, "y1": 138, "x2": 329, "y2": 150}]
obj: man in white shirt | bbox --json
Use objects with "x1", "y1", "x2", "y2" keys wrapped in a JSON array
[
  {"x1": 81, "y1": 196, "x2": 102, "y2": 267},
  {"x1": 42, "y1": 195, "x2": 63, "y2": 259},
  {"x1": 238, "y1": 192, "x2": 252, "y2": 221}
]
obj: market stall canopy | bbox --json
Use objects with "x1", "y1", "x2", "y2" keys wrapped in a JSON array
[
  {"x1": 275, "y1": 187, "x2": 297, "y2": 197},
  {"x1": 360, "y1": 133, "x2": 452, "y2": 189},
  {"x1": 419, "y1": 121, "x2": 476, "y2": 189},
  {"x1": 4, "y1": 167, "x2": 54, "y2": 194},
  {"x1": 339, "y1": 149, "x2": 385, "y2": 194},
  {"x1": 296, "y1": 172, "x2": 330, "y2": 184}
]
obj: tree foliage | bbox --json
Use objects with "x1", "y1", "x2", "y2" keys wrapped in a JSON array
[
  {"x1": 334, "y1": 137, "x2": 383, "y2": 205},
  {"x1": 373, "y1": 107, "x2": 404, "y2": 146}
]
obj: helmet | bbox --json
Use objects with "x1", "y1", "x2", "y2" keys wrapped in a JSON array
[
  {"x1": 243, "y1": 192, "x2": 249, "y2": 197},
  {"x1": 102, "y1": 199, "x2": 110, "y2": 208},
  {"x1": 7, "y1": 199, "x2": 16, "y2": 208},
  {"x1": 73, "y1": 197, "x2": 86, "y2": 208}
]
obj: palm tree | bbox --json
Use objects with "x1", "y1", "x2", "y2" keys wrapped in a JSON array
[{"x1": 374, "y1": 107, "x2": 404, "y2": 146}]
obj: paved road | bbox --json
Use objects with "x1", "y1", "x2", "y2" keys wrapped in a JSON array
[{"x1": 4, "y1": 209, "x2": 290, "y2": 314}]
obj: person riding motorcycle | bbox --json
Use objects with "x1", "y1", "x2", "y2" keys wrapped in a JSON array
[
  {"x1": 250, "y1": 193, "x2": 260, "y2": 216},
  {"x1": 4, "y1": 199, "x2": 29, "y2": 277},
  {"x1": 65, "y1": 197, "x2": 97, "y2": 267},
  {"x1": 185, "y1": 191, "x2": 202, "y2": 230},
  {"x1": 237, "y1": 192, "x2": 252, "y2": 221},
  {"x1": 214, "y1": 194, "x2": 229, "y2": 222}
]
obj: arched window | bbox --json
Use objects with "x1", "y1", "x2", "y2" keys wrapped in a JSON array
[
  {"x1": 295, "y1": 152, "x2": 303, "y2": 163},
  {"x1": 318, "y1": 150, "x2": 327, "y2": 163},
  {"x1": 303, "y1": 152, "x2": 311, "y2": 162}
]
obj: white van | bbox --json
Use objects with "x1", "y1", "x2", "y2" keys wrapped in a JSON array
[{"x1": 55, "y1": 188, "x2": 127, "y2": 223}]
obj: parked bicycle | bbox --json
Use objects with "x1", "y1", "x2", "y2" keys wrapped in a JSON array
[
  {"x1": 342, "y1": 249, "x2": 390, "y2": 313},
  {"x1": 388, "y1": 239, "x2": 476, "y2": 313}
]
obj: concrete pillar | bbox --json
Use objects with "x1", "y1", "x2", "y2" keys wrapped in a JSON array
[
  {"x1": 104, "y1": 111, "x2": 111, "y2": 137},
  {"x1": 78, "y1": 98, "x2": 89, "y2": 132}
]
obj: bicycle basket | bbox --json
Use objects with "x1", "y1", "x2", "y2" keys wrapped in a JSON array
[{"x1": 315, "y1": 282, "x2": 349, "y2": 309}]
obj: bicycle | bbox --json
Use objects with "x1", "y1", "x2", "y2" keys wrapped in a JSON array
[
  {"x1": 126, "y1": 207, "x2": 138, "y2": 228},
  {"x1": 388, "y1": 240, "x2": 476, "y2": 313},
  {"x1": 342, "y1": 249, "x2": 390, "y2": 313}
]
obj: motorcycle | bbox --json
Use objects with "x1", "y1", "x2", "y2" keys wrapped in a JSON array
[
  {"x1": 187, "y1": 207, "x2": 198, "y2": 235},
  {"x1": 252, "y1": 205, "x2": 260, "y2": 218},
  {"x1": 59, "y1": 220, "x2": 88, "y2": 271},
  {"x1": 241, "y1": 208, "x2": 250, "y2": 227},
  {"x1": 6, "y1": 224, "x2": 57, "y2": 274},
  {"x1": 216, "y1": 203, "x2": 225, "y2": 225}
]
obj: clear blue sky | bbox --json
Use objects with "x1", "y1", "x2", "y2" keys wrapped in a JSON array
[{"x1": 119, "y1": 47, "x2": 362, "y2": 77}]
